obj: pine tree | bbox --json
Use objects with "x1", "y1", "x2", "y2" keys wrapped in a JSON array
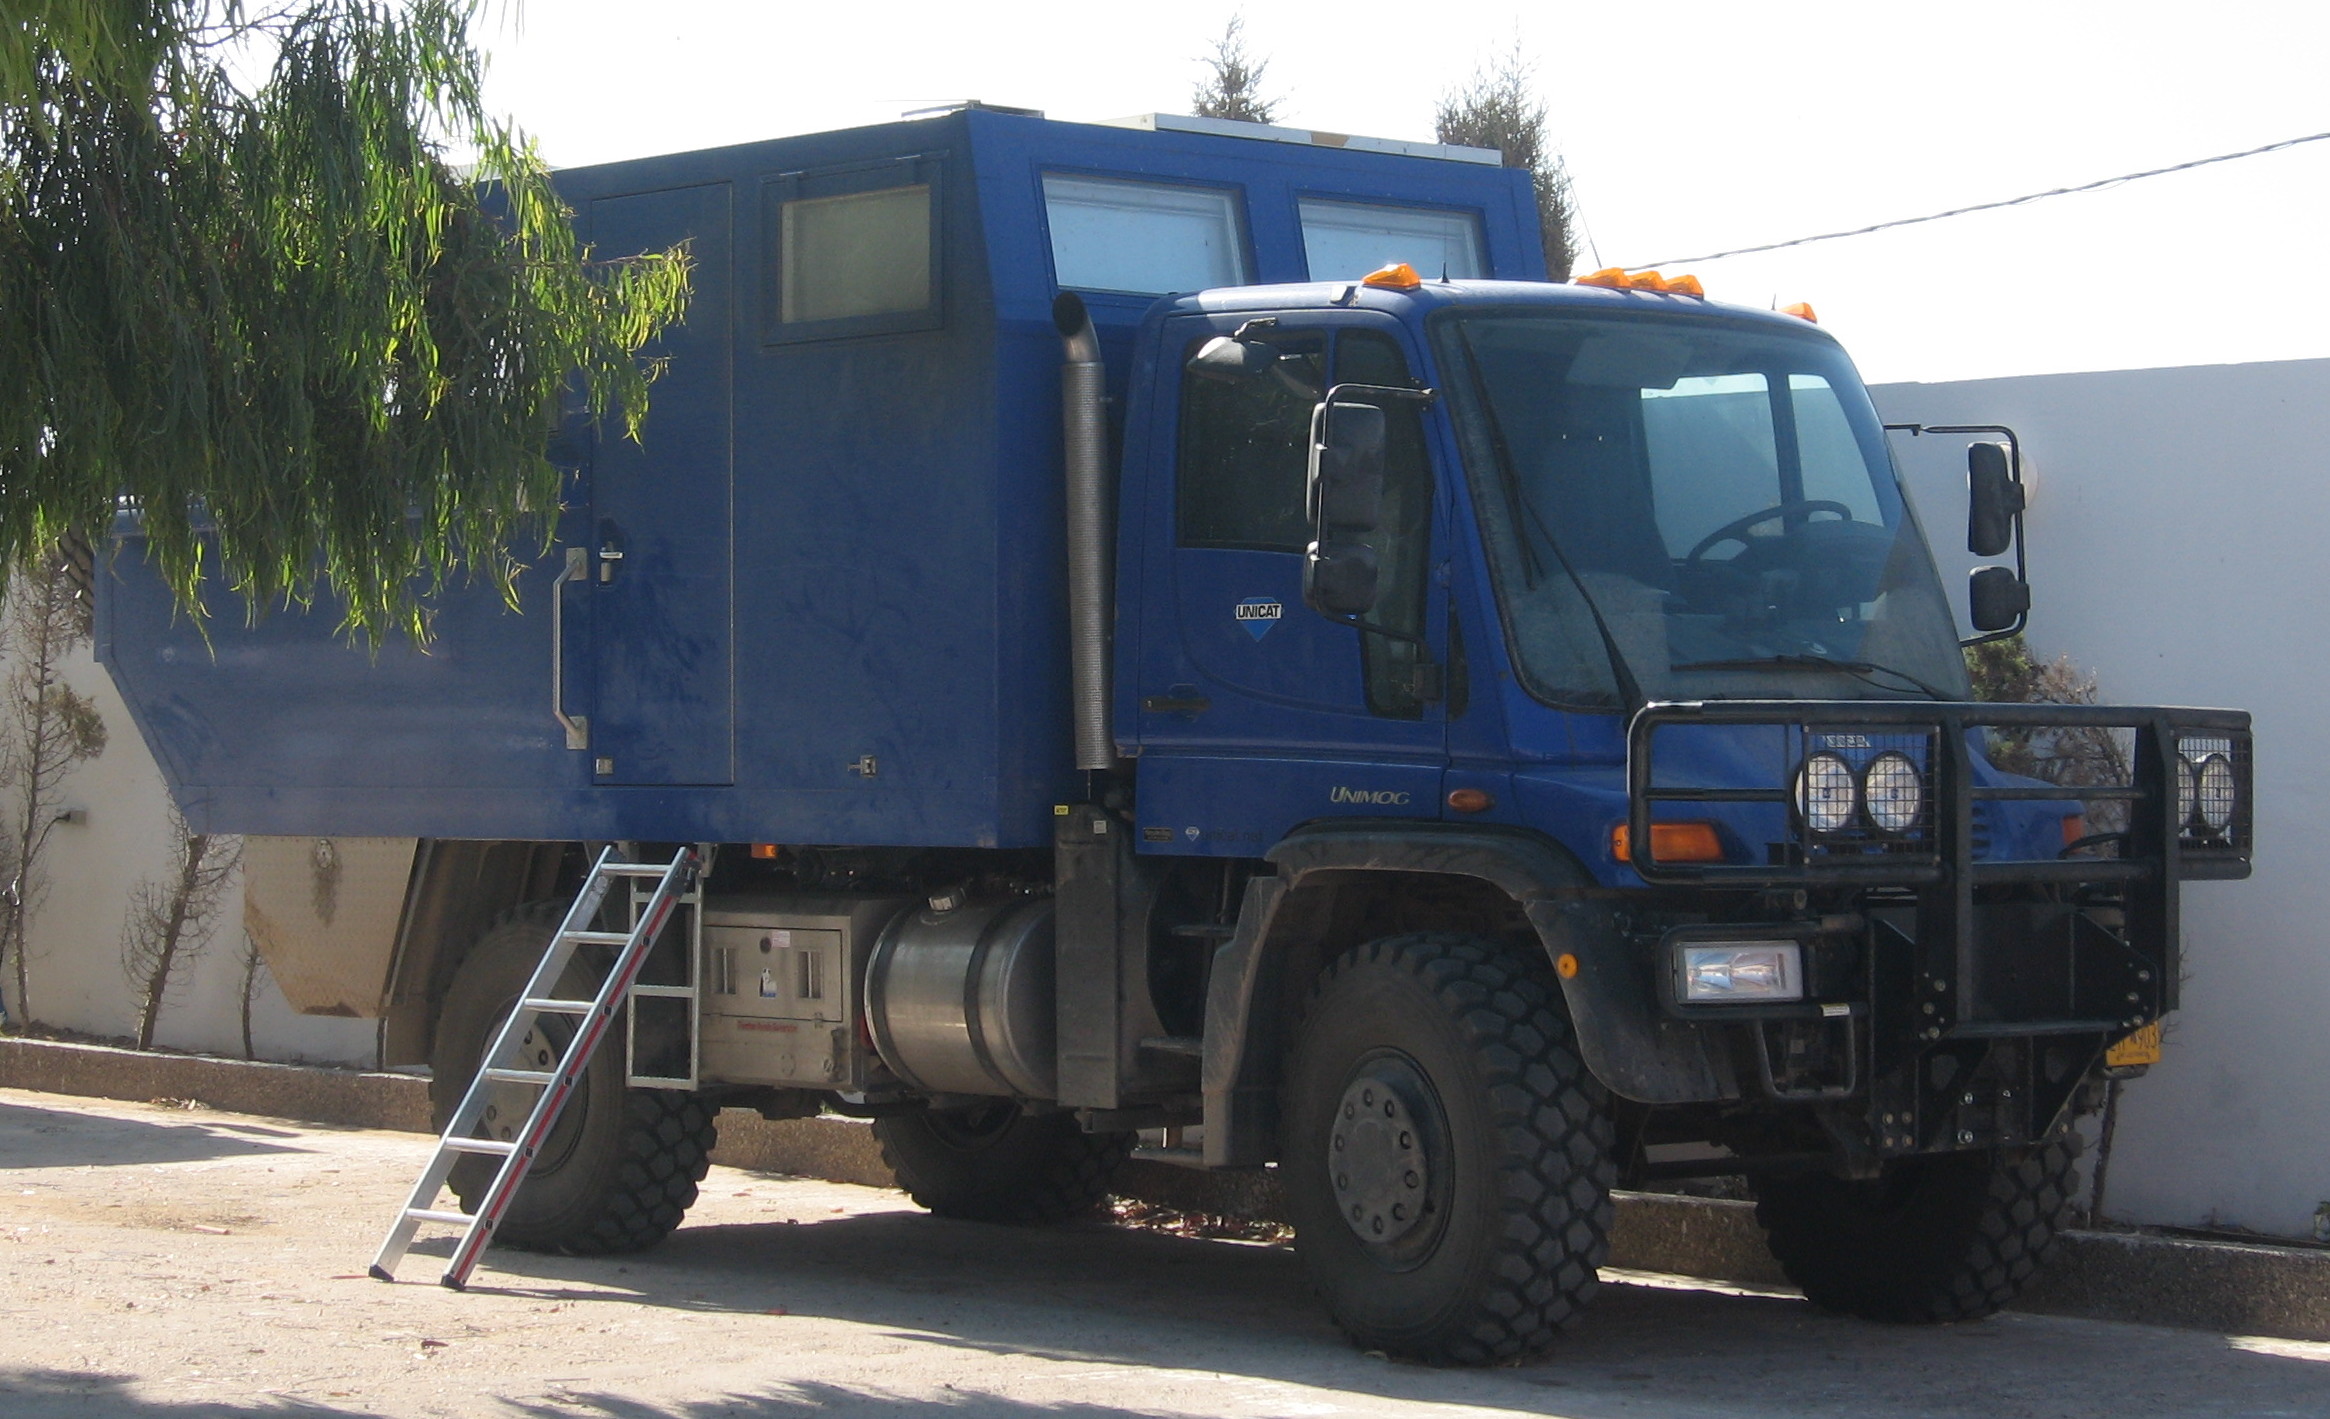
[
  {"x1": 1192, "y1": 15, "x2": 1278, "y2": 124},
  {"x1": 1435, "y1": 46, "x2": 1579, "y2": 281}
]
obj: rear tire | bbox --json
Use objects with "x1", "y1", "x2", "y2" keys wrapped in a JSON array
[
  {"x1": 1752, "y1": 1137, "x2": 2081, "y2": 1322},
  {"x1": 874, "y1": 1102, "x2": 1131, "y2": 1224},
  {"x1": 1280, "y1": 933, "x2": 1615, "y2": 1366},
  {"x1": 430, "y1": 902, "x2": 716, "y2": 1254}
]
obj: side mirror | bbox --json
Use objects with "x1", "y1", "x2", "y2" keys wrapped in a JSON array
[
  {"x1": 1968, "y1": 565, "x2": 2030, "y2": 633},
  {"x1": 1186, "y1": 335, "x2": 1281, "y2": 383},
  {"x1": 1307, "y1": 401, "x2": 1385, "y2": 533},
  {"x1": 1304, "y1": 540, "x2": 1380, "y2": 616},
  {"x1": 1302, "y1": 400, "x2": 1387, "y2": 619},
  {"x1": 1967, "y1": 441, "x2": 2024, "y2": 557}
]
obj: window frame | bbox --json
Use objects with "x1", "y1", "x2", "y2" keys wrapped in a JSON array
[
  {"x1": 1294, "y1": 194, "x2": 1486, "y2": 283},
  {"x1": 1039, "y1": 169, "x2": 1254, "y2": 298},
  {"x1": 760, "y1": 153, "x2": 944, "y2": 346}
]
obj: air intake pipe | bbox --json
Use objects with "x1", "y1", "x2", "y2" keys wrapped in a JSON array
[{"x1": 1054, "y1": 292, "x2": 1115, "y2": 771}]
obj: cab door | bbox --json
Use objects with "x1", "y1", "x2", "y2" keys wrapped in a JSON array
[{"x1": 1130, "y1": 311, "x2": 1448, "y2": 854}]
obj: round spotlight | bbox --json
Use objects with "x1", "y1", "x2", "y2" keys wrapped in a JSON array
[
  {"x1": 2175, "y1": 754, "x2": 2198, "y2": 829},
  {"x1": 1796, "y1": 752, "x2": 1857, "y2": 833},
  {"x1": 2195, "y1": 753, "x2": 2236, "y2": 833},
  {"x1": 1863, "y1": 751, "x2": 1925, "y2": 833}
]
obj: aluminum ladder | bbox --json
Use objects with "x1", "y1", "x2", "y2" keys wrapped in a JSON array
[{"x1": 369, "y1": 846, "x2": 697, "y2": 1289}]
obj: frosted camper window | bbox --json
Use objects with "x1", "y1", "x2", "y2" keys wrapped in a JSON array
[
  {"x1": 1299, "y1": 200, "x2": 1482, "y2": 282},
  {"x1": 1043, "y1": 176, "x2": 1248, "y2": 295},
  {"x1": 763, "y1": 157, "x2": 942, "y2": 343}
]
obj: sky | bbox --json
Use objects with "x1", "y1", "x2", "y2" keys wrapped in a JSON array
[{"x1": 470, "y1": 0, "x2": 2330, "y2": 386}]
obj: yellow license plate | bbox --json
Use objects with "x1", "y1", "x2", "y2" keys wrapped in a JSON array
[{"x1": 2106, "y1": 1021, "x2": 2163, "y2": 1067}]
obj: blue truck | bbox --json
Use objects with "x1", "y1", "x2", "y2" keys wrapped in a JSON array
[{"x1": 98, "y1": 106, "x2": 2252, "y2": 1361}]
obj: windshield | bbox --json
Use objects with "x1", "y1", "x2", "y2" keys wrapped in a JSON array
[{"x1": 1433, "y1": 309, "x2": 1970, "y2": 708}]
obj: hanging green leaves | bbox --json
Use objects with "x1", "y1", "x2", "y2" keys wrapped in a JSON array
[{"x1": 1, "y1": 2, "x2": 690, "y2": 642}]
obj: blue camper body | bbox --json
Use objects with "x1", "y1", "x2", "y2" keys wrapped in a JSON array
[
  {"x1": 97, "y1": 108, "x2": 1545, "y2": 850},
  {"x1": 93, "y1": 108, "x2": 2252, "y2": 1360}
]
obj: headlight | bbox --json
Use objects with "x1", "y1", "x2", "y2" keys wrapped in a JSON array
[
  {"x1": 2195, "y1": 753, "x2": 2236, "y2": 832},
  {"x1": 1862, "y1": 751, "x2": 1924, "y2": 833},
  {"x1": 1796, "y1": 752, "x2": 1857, "y2": 833},
  {"x1": 2175, "y1": 754, "x2": 2197, "y2": 828},
  {"x1": 1677, "y1": 942, "x2": 1803, "y2": 1003}
]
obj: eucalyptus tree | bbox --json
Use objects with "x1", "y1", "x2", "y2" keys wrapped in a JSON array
[{"x1": 1, "y1": 1, "x2": 690, "y2": 642}]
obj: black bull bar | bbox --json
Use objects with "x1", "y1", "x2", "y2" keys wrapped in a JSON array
[{"x1": 1626, "y1": 700, "x2": 2251, "y2": 1037}]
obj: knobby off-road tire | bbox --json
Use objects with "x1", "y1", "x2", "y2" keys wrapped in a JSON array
[
  {"x1": 1752, "y1": 1135, "x2": 2082, "y2": 1323},
  {"x1": 430, "y1": 902, "x2": 717, "y2": 1254},
  {"x1": 874, "y1": 1103, "x2": 1133, "y2": 1224},
  {"x1": 1281, "y1": 933, "x2": 1616, "y2": 1366}
]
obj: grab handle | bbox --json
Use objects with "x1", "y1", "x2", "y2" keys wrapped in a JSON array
[{"x1": 552, "y1": 546, "x2": 589, "y2": 750}]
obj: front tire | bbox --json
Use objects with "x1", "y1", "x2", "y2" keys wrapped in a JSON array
[
  {"x1": 1752, "y1": 1137, "x2": 2081, "y2": 1322},
  {"x1": 430, "y1": 903, "x2": 716, "y2": 1254},
  {"x1": 1281, "y1": 933, "x2": 1615, "y2": 1365},
  {"x1": 874, "y1": 1102, "x2": 1132, "y2": 1224}
]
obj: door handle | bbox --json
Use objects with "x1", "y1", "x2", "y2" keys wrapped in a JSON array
[{"x1": 552, "y1": 546, "x2": 589, "y2": 750}]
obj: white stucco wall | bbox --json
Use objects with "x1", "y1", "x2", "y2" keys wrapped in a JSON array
[
  {"x1": 1876, "y1": 357, "x2": 2330, "y2": 1238},
  {"x1": 4, "y1": 642, "x2": 376, "y2": 1067}
]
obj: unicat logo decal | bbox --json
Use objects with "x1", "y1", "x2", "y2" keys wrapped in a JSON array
[
  {"x1": 1234, "y1": 598, "x2": 1283, "y2": 641},
  {"x1": 1330, "y1": 786, "x2": 1412, "y2": 806}
]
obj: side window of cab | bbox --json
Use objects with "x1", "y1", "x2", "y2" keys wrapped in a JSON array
[{"x1": 1174, "y1": 325, "x2": 1435, "y2": 719}]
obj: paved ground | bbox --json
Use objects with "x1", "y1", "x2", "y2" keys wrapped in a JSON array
[{"x1": 3, "y1": 1088, "x2": 2327, "y2": 1419}]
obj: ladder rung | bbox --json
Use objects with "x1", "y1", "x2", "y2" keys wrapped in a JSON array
[
  {"x1": 520, "y1": 997, "x2": 597, "y2": 1014},
  {"x1": 481, "y1": 1067, "x2": 556, "y2": 1085},
  {"x1": 627, "y1": 1074, "x2": 695, "y2": 1090},
  {"x1": 405, "y1": 1209, "x2": 476, "y2": 1226},
  {"x1": 600, "y1": 863, "x2": 672, "y2": 877},
  {"x1": 443, "y1": 1137, "x2": 519, "y2": 1156},
  {"x1": 564, "y1": 929, "x2": 635, "y2": 946},
  {"x1": 629, "y1": 984, "x2": 695, "y2": 998}
]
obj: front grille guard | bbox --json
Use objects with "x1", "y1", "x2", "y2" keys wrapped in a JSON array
[{"x1": 1625, "y1": 700, "x2": 2253, "y2": 891}]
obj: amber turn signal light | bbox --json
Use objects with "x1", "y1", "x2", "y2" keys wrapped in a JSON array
[
  {"x1": 1447, "y1": 788, "x2": 1495, "y2": 814},
  {"x1": 1610, "y1": 821, "x2": 1725, "y2": 864}
]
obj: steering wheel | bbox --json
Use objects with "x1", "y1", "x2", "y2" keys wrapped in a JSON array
[{"x1": 1684, "y1": 501, "x2": 1854, "y2": 567}]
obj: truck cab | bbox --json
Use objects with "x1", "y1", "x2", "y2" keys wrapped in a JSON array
[{"x1": 95, "y1": 108, "x2": 2251, "y2": 1363}]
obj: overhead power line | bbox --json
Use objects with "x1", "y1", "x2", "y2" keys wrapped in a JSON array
[{"x1": 1631, "y1": 128, "x2": 2330, "y2": 270}]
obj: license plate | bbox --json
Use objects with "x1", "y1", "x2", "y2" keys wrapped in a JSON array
[{"x1": 2105, "y1": 1021, "x2": 2163, "y2": 1067}]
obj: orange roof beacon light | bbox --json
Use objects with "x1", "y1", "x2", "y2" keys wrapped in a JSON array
[
  {"x1": 1575, "y1": 267, "x2": 1706, "y2": 297},
  {"x1": 1781, "y1": 301, "x2": 1819, "y2": 323},
  {"x1": 1362, "y1": 262, "x2": 1424, "y2": 290}
]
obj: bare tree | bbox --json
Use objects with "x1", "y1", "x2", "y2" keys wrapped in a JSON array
[
  {"x1": 121, "y1": 808, "x2": 242, "y2": 1050},
  {"x1": 1192, "y1": 15, "x2": 1278, "y2": 124},
  {"x1": 1436, "y1": 45, "x2": 1579, "y2": 280},
  {"x1": 0, "y1": 546, "x2": 106, "y2": 1027},
  {"x1": 237, "y1": 932, "x2": 269, "y2": 1061}
]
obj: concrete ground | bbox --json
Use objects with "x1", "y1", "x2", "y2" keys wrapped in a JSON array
[{"x1": 3, "y1": 1088, "x2": 2327, "y2": 1419}]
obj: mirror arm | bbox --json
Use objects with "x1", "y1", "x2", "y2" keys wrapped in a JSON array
[
  {"x1": 1891, "y1": 421, "x2": 2032, "y2": 646},
  {"x1": 1322, "y1": 380, "x2": 1437, "y2": 408}
]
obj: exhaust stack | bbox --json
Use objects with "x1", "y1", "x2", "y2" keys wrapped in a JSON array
[{"x1": 1054, "y1": 292, "x2": 1114, "y2": 772}]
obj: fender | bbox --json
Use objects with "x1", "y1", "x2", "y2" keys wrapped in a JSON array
[{"x1": 1200, "y1": 821, "x2": 1739, "y2": 1166}]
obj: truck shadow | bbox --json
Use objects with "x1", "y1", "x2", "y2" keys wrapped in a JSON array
[
  {"x1": 421, "y1": 1209, "x2": 2330, "y2": 1419},
  {"x1": 0, "y1": 1100, "x2": 302, "y2": 1169}
]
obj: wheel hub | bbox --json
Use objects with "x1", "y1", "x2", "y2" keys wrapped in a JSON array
[{"x1": 1329, "y1": 1071, "x2": 1432, "y2": 1246}]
